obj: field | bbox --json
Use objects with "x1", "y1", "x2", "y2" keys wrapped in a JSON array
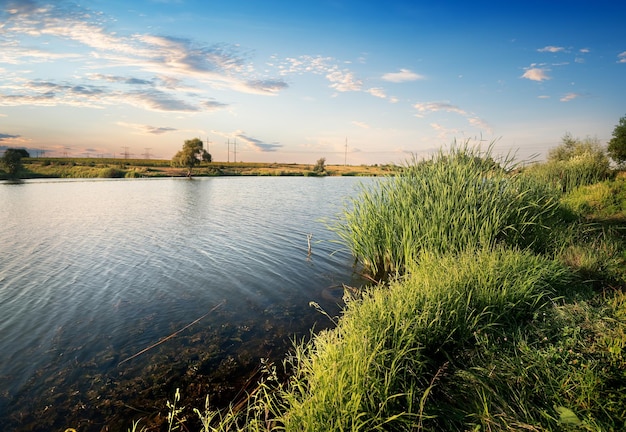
[{"x1": 2, "y1": 158, "x2": 395, "y2": 179}]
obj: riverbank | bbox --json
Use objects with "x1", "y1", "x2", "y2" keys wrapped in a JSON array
[
  {"x1": 166, "y1": 146, "x2": 626, "y2": 431},
  {"x1": 2, "y1": 158, "x2": 395, "y2": 179}
]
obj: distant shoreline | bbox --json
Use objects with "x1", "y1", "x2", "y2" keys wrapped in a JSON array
[{"x1": 2, "y1": 158, "x2": 397, "y2": 180}]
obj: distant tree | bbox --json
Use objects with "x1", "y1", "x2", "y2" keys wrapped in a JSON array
[
  {"x1": 1, "y1": 148, "x2": 25, "y2": 178},
  {"x1": 607, "y1": 114, "x2": 626, "y2": 166},
  {"x1": 202, "y1": 149, "x2": 212, "y2": 162},
  {"x1": 13, "y1": 148, "x2": 30, "y2": 158},
  {"x1": 543, "y1": 133, "x2": 610, "y2": 191},
  {"x1": 172, "y1": 138, "x2": 204, "y2": 177},
  {"x1": 313, "y1": 157, "x2": 326, "y2": 174},
  {"x1": 548, "y1": 133, "x2": 608, "y2": 166}
]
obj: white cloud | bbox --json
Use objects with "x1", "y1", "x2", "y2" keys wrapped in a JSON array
[
  {"x1": 521, "y1": 66, "x2": 551, "y2": 82},
  {"x1": 326, "y1": 70, "x2": 362, "y2": 92},
  {"x1": 236, "y1": 133, "x2": 282, "y2": 152},
  {"x1": 414, "y1": 101, "x2": 467, "y2": 116},
  {"x1": 538, "y1": 46, "x2": 565, "y2": 53},
  {"x1": 367, "y1": 87, "x2": 387, "y2": 99},
  {"x1": 415, "y1": 101, "x2": 491, "y2": 134},
  {"x1": 468, "y1": 117, "x2": 491, "y2": 132},
  {"x1": 618, "y1": 51, "x2": 626, "y2": 63},
  {"x1": 579, "y1": 48, "x2": 590, "y2": 53},
  {"x1": 381, "y1": 69, "x2": 425, "y2": 83},
  {"x1": 1, "y1": 0, "x2": 289, "y2": 107},
  {"x1": 560, "y1": 93, "x2": 581, "y2": 102},
  {"x1": 352, "y1": 121, "x2": 370, "y2": 129},
  {"x1": 118, "y1": 122, "x2": 178, "y2": 134}
]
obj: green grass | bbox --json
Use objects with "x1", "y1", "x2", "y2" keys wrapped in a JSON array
[
  {"x1": 174, "y1": 248, "x2": 625, "y2": 431},
  {"x1": 522, "y1": 152, "x2": 612, "y2": 195},
  {"x1": 276, "y1": 248, "x2": 574, "y2": 431},
  {"x1": 330, "y1": 143, "x2": 563, "y2": 278}
]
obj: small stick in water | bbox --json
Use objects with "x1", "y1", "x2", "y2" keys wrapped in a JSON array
[
  {"x1": 118, "y1": 300, "x2": 225, "y2": 366},
  {"x1": 307, "y1": 233, "x2": 313, "y2": 256}
]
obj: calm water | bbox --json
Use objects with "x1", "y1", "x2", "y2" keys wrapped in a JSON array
[{"x1": 0, "y1": 176, "x2": 371, "y2": 431}]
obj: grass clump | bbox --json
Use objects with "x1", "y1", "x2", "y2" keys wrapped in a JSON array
[
  {"x1": 331, "y1": 142, "x2": 562, "y2": 277},
  {"x1": 276, "y1": 248, "x2": 572, "y2": 431}
]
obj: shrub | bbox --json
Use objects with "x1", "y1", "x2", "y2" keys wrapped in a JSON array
[
  {"x1": 528, "y1": 134, "x2": 612, "y2": 193},
  {"x1": 99, "y1": 167, "x2": 124, "y2": 178}
]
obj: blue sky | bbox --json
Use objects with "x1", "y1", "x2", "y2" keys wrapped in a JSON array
[{"x1": 1, "y1": 0, "x2": 625, "y2": 164}]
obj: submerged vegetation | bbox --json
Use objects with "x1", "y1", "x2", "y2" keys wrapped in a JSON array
[{"x1": 136, "y1": 140, "x2": 626, "y2": 432}]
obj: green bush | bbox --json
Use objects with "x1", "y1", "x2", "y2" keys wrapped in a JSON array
[
  {"x1": 526, "y1": 134, "x2": 612, "y2": 193},
  {"x1": 99, "y1": 167, "x2": 124, "y2": 178}
]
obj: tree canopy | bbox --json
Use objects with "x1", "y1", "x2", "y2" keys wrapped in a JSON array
[
  {"x1": 171, "y1": 138, "x2": 208, "y2": 177},
  {"x1": 1, "y1": 148, "x2": 26, "y2": 178},
  {"x1": 607, "y1": 114, "x2": 626, "y2": 166}
]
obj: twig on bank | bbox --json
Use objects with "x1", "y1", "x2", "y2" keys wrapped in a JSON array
[{"x1": 118, "y1": 300, "x2": 225, "y2": 366}]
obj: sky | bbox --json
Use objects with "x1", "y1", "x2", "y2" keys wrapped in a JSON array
[{"x1": 1, "y1": 0, "x2": 625, "y2": 165}]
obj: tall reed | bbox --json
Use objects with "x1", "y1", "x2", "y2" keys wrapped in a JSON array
[{"x1": 331, "y1": 143, "x2": 562, "y2": 277}]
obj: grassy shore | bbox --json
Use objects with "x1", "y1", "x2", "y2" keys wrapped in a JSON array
[
  {"x1": 1, "y1": 157, "x2": 395, "y2": 179},
  {"x1": 142, "y1": 144, "x2": 626, "y2": 432}
]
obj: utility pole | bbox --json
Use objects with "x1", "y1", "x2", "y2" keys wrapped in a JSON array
[
  {"x1": 344, "y1": 137, "x2": 348, "y2": 166},
  {"x1": 234, "y1": 138, "x2": 237, "y2": 163},
  {"x1": 121, "y1": 146, "x2": 129, "y2": 159},
  {"x1": 144, "y1": 148, "x2": 151, "y2": 159},
  {"x1": 206, "y1": 136, "x2": 211, "y2": 155},
  {"x1": 227, "y1": 139, "x2": 230, "y2": 162}
]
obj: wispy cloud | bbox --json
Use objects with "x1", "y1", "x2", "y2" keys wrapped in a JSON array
[
  {"x1": 0, "y1": 132, "x2": 21, "y2": 142},
  {"x1": 244, "y1": 79, "x2": 288, "y2": 94},
  {"x1": 538, "y1": 46, "x2": 565, "y2": 53},
  {"x1": 367, "y1": 87, "x2": 387, "y2": 99},
  {"x1": 618, "y1": 51, "x2": 626, "y2": 63},
  {"x1": 521, "y1": 65, "x2": 551, "y2": 82},
  {"x1": 0, "y1": 78, "x2": 206, "y2": 112},
  {"x1": 326, "y1": 70, "x2": 362, "y2": 92},
  {"x1": 236, "y1": 133, "x2": 283, "y2": 152},
  {"x1": 203, "y1": 100, "x2": 229, "y2": 111},
  {"x1": 0, "y1": 0, "x2": 289, "y2": 115},
  {"x1": 381, "y1": 68, "x2": 425, "y2": 83},
  {"x1": 430, "y1": 122, "x2": 460, "y2": 140},
  {"x1": 415, "y1": 101, "x2": 491, "y2": 133},
  {"x1": 560, "y1": 92, "x2": 581, "y2": 102},
  {"x1": 118, "y1": 122, "x2": 178, "y2": 134},
  {"x1": 351, "y1": 121, "x2": 370, "y2": 129},
  {"x1": 414, "y1": 101, "x2": 467, "y2": 117},
  {"x1": 126, "y1": 89, "x2": 200, "y2": 112}
]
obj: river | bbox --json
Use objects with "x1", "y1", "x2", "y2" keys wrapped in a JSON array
[{"x1": 0, "y1": 176, "x2": 371, "y2": 431}]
